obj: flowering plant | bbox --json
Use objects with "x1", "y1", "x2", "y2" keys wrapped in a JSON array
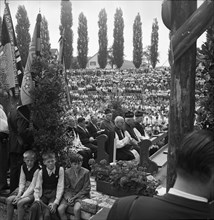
[{"x1": 89, "y1": 159, "x2": 160, "y2": 197}]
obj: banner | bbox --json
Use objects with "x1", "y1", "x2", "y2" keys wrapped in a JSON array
[
  {"x1": 20, "y1": 13, "x2": 41, "y2": 105},
  {"x1": 0, "y1": 3, "x2": 22, "y2": 95}
]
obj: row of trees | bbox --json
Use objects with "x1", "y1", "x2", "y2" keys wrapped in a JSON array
[{"x1": 0, "y1": 0, "x2": 160, "y2": 70}]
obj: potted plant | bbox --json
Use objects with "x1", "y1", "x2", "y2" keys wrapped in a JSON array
[{"x1": 89, "y1": 159, "x2": 160, "y2": 197}]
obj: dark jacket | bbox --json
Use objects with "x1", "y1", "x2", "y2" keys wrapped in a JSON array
[{"x1": 107, "y1": 194, "x2": 212, "y2": 220}]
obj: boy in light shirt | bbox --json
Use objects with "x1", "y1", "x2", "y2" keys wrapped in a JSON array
[
  {"x1": 29, "y1": 151, "x2": 64, "y2": 220},
  {"x1": 6, "y1": 150, "x2": 40, "y2": 220}
]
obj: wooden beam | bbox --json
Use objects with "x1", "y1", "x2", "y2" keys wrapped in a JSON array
[
  {"x1": 172, "y1": 0, "x2": 214, "y2": 62},
  {"x1": 167, "y1": 0, "x2": 197, "y2": 191}
]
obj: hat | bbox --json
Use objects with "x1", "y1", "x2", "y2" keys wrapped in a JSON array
[
  {"x1": 124, "y1": 111, "x2": 134, "y2": 118},
  {"x1": 135, "y1": 110, "x2": 143, "y2": 117},
  {"x1": 77, "y1": 117, "x2": 85, "y2": 123},
  {"x1": 104, "y1": 108, "x2": 112, "y2": 114}
]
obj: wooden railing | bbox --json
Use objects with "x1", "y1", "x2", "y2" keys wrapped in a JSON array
[{"x1": 96, "y1": 131, "x2": 168, "y2": 169}]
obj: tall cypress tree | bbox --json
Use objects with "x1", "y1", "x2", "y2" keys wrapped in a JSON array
[
  {"x1": 113, "y1": 8, "x2": 124, "y2": 69},
  {"x1": 150, "y1": 18, "x2": 159, "y2": 69},
  {"x1": 133, "y1": 13, "x2": 143, "y2": 69},
  {"x1": 41, "y1": 16, "x2": 51, "y2": 61},
  {"x1": 77, "y1": 12, "x2": 88, "y2": 69},
  {"x1": 60, "y1": 0, "x2": 73, "y2": 70},
  {"x1": 15, "y1": 5, "x2": 31, "y2": 67},
  {"x1": 98, "y1": 8, "x2": 108, "y2": 69}
]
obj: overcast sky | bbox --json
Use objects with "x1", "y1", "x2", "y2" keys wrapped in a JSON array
[{"x1": 0, "y1": 0, "x2": 206, "y2": 67}]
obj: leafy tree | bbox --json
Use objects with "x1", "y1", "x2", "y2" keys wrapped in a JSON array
[
  {"x1": 142, "y1": 46, "x2": 151, "y2": 67},
  {"x1": 77, "y1": 12, "x2": 88, "y2": 69},
  {"x1": 30, "y1": 58, "x2": 69, "y2": 165},
  {"x1": 107, "y1": 46, "x2": 114, "y2": 69},
  {"x1": 15, "y1": 5, "x2": 31, "y2": 67},
  {"x1": 60, "y1": 0, "x2": 73, "y2": 70},
  {"x1": 133, "y1": 13, "x2": 143, "y2": 69},
  {"x1": 113, "y1": 8, "x2": 124, "y2": 69},
  {"x1": 98, "y1": 8, "x2": 108, "y2": 69},
  {"x1": 197, "y1": 24, "x2": 214, "y2": 132},
  {"x1": 150, "y1": 18, "x2": 159, "y2": 68},
  {"x1": 0, "y1": 16, "x2": 2, "y2": 42},
  {"x1": 41, "y1": 16, "x2": 51, "y2": 61}
]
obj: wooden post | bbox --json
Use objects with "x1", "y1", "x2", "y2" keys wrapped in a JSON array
[{"x1": 166, "y1": 0, "x2": 197, "y2": 191}]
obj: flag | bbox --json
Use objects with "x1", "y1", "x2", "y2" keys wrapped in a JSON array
[
  {"x1": 58, "y1": 29, "x2": 71, "y2": 107},
  {"x1": 0, "y1": 3, "x2": 23, "y2": 96},
  {"x1": 20, "y1": 13, "x2": 41, "y2": 105}
]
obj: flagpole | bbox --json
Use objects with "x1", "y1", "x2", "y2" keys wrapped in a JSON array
[{"x1": 59, "y1": 29, "x2": 71, "y2": 108}]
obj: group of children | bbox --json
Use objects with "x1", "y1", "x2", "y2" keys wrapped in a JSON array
[{"x1": 6, "y1": 150, "x2": 91, "y2": 220}]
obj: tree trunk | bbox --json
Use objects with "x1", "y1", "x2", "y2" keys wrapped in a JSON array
[{"x1": 166, "y1": 0, "x2": 197, "y2": 191}]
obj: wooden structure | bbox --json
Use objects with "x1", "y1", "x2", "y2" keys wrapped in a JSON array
[
  {"x1": 96, "y1": 131, "x2": 168, "y2": 174},
  {"x1": 162, "y1": 0, "x2": 214, "y2": 190}
]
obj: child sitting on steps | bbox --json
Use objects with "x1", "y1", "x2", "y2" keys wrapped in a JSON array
[{"x1": 6, "y1": 150, "x2": 40, "y2": 220}]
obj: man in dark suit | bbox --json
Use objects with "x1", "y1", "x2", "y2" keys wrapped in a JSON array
[
  {"x1": 76, "y1": 117, "x2": 98, "y2": 158},
  {"x1": 86, "y1": 114, "x2": 104, "y2": 138},
  {"x1": 124, "y1": 111, "x2": 140, "y2": 154},
  {"x1": 114, "y1": 116, "x2": 136, "y2": 161},
  {"x1": 107, "y1": 129, "x2": 214, "y2": 220},
  {"x1": 134, "y1": 110, "x2": 145, "y2": 137}
]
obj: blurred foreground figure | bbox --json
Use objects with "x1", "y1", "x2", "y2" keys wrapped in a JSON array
[{"x1": 107, "y1": 129, "x2": 214, "y2": 220}]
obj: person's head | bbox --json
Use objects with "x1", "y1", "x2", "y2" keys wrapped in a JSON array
[
  {"x1": 134, "y1": 110, "x2": 143, "y2": 123},
  {"x1": 42, "y1": 151, "x2": 56, "y2": 170},
  {"x1": 77, "y1": 117, "x2": 86, "y2": 128},
  {"x1": 124, "y1": 111, "x2": 135, "y2": 126},
  {"x1": 67, "y1": 116, "x2": 76, "y2": 128},
  {"x1": 175, "y1": 129, "x2": 214, "y2": 200},
  {"x1": 68, "y1": 152, "x2": 83, "y2": 171},
  {"x1": 104, "y1": 108, "x2": 112, "y2": 121},
  {"x1": 114, "y1": 116, "x2": 125, "y2": 129},
  {"x1": 23, "y1": 150, "x2": 37, "y2": 169},
  {"x1": 90, "y1": 114, "x2": 98, "y2": 124}
]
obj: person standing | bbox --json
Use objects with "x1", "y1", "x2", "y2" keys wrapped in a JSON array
[{"x1": 0, "y1": 104, "x2": 9, "y2": 191}]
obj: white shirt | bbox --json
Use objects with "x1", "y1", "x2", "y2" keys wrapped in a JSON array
[
  {"x1": 34, "y1": 166, "x2": 64, "y2": 205},
  {"x1": 18, "y1": 165, "x2": 39, "y2": 199},
  {"x1": 114, "y1": 132, "x2": 130, "y2": 149},
  {"x1": 168, "y1": 188, "x2": 208, "y2": 203}
]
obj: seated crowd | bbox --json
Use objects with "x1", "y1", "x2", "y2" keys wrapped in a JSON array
[
  {"x1": 64, "y1": 107, "x2": 168, "y2": 170},
  {"x1": 4, "y1": 106, "x2": 168, "y2": 220}
]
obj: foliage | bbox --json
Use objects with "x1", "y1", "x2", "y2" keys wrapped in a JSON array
[
  {"x1": 90, "y1": 159, "x2": 160, "y2": 197},
  {"x1": 30, "y1": 58, "x2": 69, "y2": 165},
  {"x1": 150, "y1": 18, "x2": 159, "y2": 69},
  {"x1": 113, "y1": 8, "x2": 124, "y2": 69},
  {"x1": 142, "y1": 45, "x2": 151, "y2": 67},
  {"x1": 98, "y1": 8, "x2": 108, "y2": 69},
  {"x1": 15, "y1": 5, "x2": 31, "y2": 67},
  {"x1": 0, "y1": 16, "x2": 2, "y2": 42},
  {"x1": 77, "y1": 12, "x2": 88, "y2": 69},
  {"x1": 133, "y1": 13, "x2": 143, "y2": 69},
  {"x1": 41, "y1": 16, "x2": 51, "y2": 61},
  {"x1": 197, "y1": 24, "x2": 214, "y2": 132},
  {"x1": 60, "y1": 0, "x2": 73, "y2": 70}
]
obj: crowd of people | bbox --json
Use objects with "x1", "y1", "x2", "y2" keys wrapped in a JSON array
[{"x1": 1, "y1": 67, "x2": 212, "y2": 220}]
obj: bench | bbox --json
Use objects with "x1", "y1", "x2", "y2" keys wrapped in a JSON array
[{"x1": 0, "y1": 177, "x2": 116, "y2": 220}]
